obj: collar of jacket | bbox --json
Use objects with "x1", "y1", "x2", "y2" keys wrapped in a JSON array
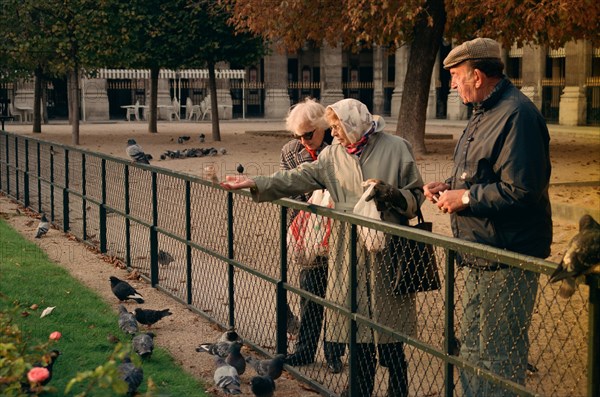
[{"x1": 472, "y1": 77, "x2": 511, "y2": 114}]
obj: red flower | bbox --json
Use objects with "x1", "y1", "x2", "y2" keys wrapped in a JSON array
[
  {"x1": 49, "y1": 331, "x2": 62, "y2": 341},
  {"x1": 27, "y1": 367, "x2": 49, "y2": 383}
]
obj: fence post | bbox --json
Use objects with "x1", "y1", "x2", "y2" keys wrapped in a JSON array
[
  {"x1": 444, "y1": 249, "x2": 456, "y2": 397},
  {"x1": 124, "y1": 165, "x2": 131, "y2": 267},
  {"x1": 62, "y1": 149, "x2": 69, "y2": 231},
  {"x1": 5, "y1": 134, "x2": 9, "y2": 196},
  {"x1": 185, "y1": 180, "x2": 192, "y2": 305},
  {"x1": 150, "y1": 171, "x2": 158, "y2": 286},
  {"x1": 81, "y1": 153, "x2": 87, "y2": 241},
  {"x1": 50, "y1": 145, "x2": 55, "y2": 221},
  {"x1": 14, "y1": 136, "x2": 19, "y2": 201},
  {"x1": 99, "y1": 159, "x2": 107, "y2": 253},
  {"x1": 23, "y1": 140, "x2": 29, "y2": 207},
  {"x1": 348, "y1": 224, "x2": 358, "y2": 397},
  {"x1": 276, "y1": 205, "x2": 288, "y2": 355},
  {"x1": 588, "y1": 274, "x2": 600, "y2": 397},
  {"x1": 37, "y1": 142, "x2": 41, "y2": 213},
  {"x1": 227, "y1": 191, "x2": 235, "y2": 328}
]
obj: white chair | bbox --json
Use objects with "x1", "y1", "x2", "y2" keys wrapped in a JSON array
[
  {"x1": 200, "y1": 97, "x2": 211, "y2": 120},
  {"x1": 126, "y1": 100, "x2": 141, "y2": 121},
  {"x1": 8, "y1": 102, "x2": 23, "y2": 122},
  {"x1": 186, "y1": 97, "x2": 201, "y2": 121},
  {"x1": 167, "y1": 98, "x2": 180, "y2": 121}
]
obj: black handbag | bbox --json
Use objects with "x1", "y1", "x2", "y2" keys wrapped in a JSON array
[{"x1": 387, "y1": 207, "x2": 441, "y2": 295}]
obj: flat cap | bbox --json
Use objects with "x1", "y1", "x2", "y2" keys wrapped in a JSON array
[{"x1": 443, "y1": 38, "x2": 501, "y2": 69}]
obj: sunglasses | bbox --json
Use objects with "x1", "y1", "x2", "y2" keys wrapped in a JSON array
[{"x1": 294, "y1": 129, "x2": 316, "y2": 140}]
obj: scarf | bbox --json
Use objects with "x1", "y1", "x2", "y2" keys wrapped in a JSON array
[{"x1": 346, "y1": 122, "x2": 375, "y2": 157}]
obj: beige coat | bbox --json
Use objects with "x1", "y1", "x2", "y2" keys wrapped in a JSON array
[{"x1": 252, "y1": 132, "x2": 424, "y2": 344}]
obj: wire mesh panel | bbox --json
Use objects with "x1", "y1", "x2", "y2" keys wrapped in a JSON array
[{"x1": 0, "y1": 130, "x2": 596, "y2": 397}]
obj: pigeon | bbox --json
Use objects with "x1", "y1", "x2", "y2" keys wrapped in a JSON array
[
  {"x1": 134, "y1": 308, "x2": 172, "y2": 327},
  {"x1": 236, "y1": 164, "x2": 244, "y2": 174},
  {"x1": 110, "y1": 276, "x2": 144, "y2": 303},
  {"x1": 118, "y1": 356, "x2": 144, "y2": 396},
  {"x1": 35, "y1": 214, "x2": 49, "y2": 238},
  {"x1": 177, "y1": 135, "x2": 191, "y2": 144},
  {"x1": 214, "y1": 356, "x2": 242, "y2": 395},
  {"x1": 225, "y1": 342, "x2": 246, "y2": 375},
  {"x1": 250, "y1": 375, "x2": 276, "y2": 397},
  {"x1": 549, "y1": 214, "x2": 600, "y2": 298},
  {"x1": 132, "y1": 332, "x2": 155, "y2": 359},
  {"x1": 126, "y1": 138, "x2": 150, "y2": 164},
  {"x1": 199, "y1": 133, "x2": 205, "y2": 143},
  {"x1": 287, "y1": 307, "x2": 300, "y2": 336},
  {"x1": 35, "y1": 350, "x2": 60, "y2": 385},
  {"x1": 246, "y1": 354, "x2": 286, "y2": 380},
  {"x1": 158, "y1": 250, "x2": 175, "y2": 266},
  {"x1": 118, "y1": 304, "x2": 139, "y2": 335},
  {"x1": 219, "y1": 148, "x2": 227, "y2": 155},
  {"x1": 196, "y1": 329, "x2": 243, "y2": 357}
]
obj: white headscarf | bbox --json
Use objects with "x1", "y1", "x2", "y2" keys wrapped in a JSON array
[{"x1": 327, "y1": 98, "x2": 385, "y2": 144}]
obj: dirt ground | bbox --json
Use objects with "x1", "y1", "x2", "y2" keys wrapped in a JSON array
[{"x1": 1, "y1": 119, "x2": 599, "y2": 396}]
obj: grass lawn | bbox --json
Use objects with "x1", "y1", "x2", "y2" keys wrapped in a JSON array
[{"x1": 0, "y1": 219, "x2": 208, "y2": 396}]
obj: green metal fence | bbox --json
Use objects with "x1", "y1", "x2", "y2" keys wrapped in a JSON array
[{"x1": 0, "y1": 130, "x2": 597, "y2": 397}]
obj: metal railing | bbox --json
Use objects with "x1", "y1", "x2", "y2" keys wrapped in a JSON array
[{"x1": 0, "y1": 131, "x2": 597, "y2": 397}]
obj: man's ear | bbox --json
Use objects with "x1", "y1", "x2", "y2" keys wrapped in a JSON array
[{"x1": 473, "y1": 69, "x2": 484, "y2": 88}]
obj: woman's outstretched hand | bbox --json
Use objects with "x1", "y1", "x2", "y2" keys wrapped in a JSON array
[{"x1": 220, "y1": 175, "x2": 257, "y2": 190}]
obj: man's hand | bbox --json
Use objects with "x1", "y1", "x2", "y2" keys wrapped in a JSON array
[
  {"x1": 435, "y1": 189, "x2": 469, "y2": 214},
  {"x1": 423, "y1": 181, "x2": 450, "y2": 203},
  {"x1": 364, "y1": 179, "x2": 407, "y2": 211},
  {"x1": 220, "y1": 175, "x2": 257, "y2": 190}
]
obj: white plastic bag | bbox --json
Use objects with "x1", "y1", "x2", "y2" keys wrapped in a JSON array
[
  {"x1": 353, "y1": 182, "x2": 386, "y2": 252},
  {"x1": 287, "y1": 189, "x2": 334, "y2": 267}
]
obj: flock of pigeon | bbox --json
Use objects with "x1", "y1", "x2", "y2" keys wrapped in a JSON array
[
  {"x1": 125, "y1": 135, "x2": 227, "y2": 164},
  {"x1": 110, "y1": 273, "x2": 282, "y2": 396},
  {"x1": 110, "y1": 275, "x2": 172, "y2": 395},
  {"x1": 196, "y1": 330, "x2": 283, "y2": 396}
]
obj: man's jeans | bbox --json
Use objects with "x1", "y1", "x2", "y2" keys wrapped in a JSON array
[{"x1": 459, "y1": 266, "x2": 539, "y2": 397}]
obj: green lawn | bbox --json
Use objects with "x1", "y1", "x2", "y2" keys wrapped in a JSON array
[{"x1": 0, "y1": 219, "x2": 208, "y2": 396}]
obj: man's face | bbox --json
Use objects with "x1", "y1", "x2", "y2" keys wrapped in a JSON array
[
  {"x1": 295, "y1": 121, "x2": 325, "y2": 151},
  {"x1": 450, "y1": 63, "x2": 481, "y2": 104}
]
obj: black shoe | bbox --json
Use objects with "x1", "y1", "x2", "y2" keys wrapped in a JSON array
[
  {"x1": 327, "y1": 359, "x2": 343, "y2": 374},
  {"x1": 285, "y1": 353, "x2": 315, "y2": 366}
]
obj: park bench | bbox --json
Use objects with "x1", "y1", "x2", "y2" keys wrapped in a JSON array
[{"x1": 0, "y1": 98, "x2": 15, "y2": 130}]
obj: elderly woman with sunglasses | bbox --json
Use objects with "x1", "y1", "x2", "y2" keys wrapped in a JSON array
[{"x1": 222, "y1": 98, "x2": 424, "y2": 397}]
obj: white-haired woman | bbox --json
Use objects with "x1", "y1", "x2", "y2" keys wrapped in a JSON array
[{"x1": 222, "y1": 98, "x2": 423, "y2": 396}]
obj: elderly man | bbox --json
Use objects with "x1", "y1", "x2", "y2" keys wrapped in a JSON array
[{"x1": 424, "y1": 38, "x2": 552, "y2": 396}]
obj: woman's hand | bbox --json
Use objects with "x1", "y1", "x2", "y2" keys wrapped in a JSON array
[{"x1": 220, "y1": 175, "x2": 257, "y2": 190}]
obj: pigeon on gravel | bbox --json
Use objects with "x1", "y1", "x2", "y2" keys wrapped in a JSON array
[
  {"x1": 246, "y1": 354, "x2": 286, "y2": 380},
  {"x1": 196, "y1": 329, "x2": 243, "y2": 357},
  {"x1": 35, "y1": 214, "x2": 49, "y2": 238},
  {"x1": 550, "y1": 214, "x2": 600, "y2": 298},
  {"x1": 214, "y1": 356, "x2": 242, "y2": 395},
  {"x1": 177, "y1": 135, "x2": 191, "y2": 144},
  {"x1": 236, "y1": 163, "x2": 244, "y2": 174},
  {"x1": 250, "y1": 375, "x2": 276, "y2": 397},
  {"x1": 132, "y1": 332, "x2": 155, "y2": 359},
  {"x1": 110, "y1": 276, "x2": 144, "y2": 303},
  {"x1": 126, "y1": 139, "x2": 150, "y2": 164},
  {"x1": 118, "y1": 304, "x2": 139, "y2": 335},
  {"x1": 158, "y1": 250, "x2": 175, "y2": 266},
  {"x1": 199, "y1": 133, "x2": 205, "y2": 143},
  {"x1": 134, "y1": 308, "x2": 172, "y2": 327},
  {"x1": 225, "y1": 342, "x2": 246, "y2": 375},
  {"x1": 118, "y1": 356, "x2": 144, "y2": 396}
]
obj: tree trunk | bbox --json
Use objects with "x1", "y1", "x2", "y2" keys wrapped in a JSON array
[
  {"x1": 396, "y1": 0, "x2": 446, "y2": 156},
  {"x1": 148, "y1": 67, "x2": 159, "y2": 133},
  {"x1": 68, "y1": 69, "x2": 80, "y2": 145},
  {"x1": 208, "y1": 62, "x2": 221, "y2": 141},
  {"x1": 33, "y1": 67, "x2": 43, "y2": 133}
]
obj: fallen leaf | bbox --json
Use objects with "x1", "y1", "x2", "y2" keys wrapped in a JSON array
[{"x1": 40, "y1": 306, "x2": 56, "y2": 318}]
